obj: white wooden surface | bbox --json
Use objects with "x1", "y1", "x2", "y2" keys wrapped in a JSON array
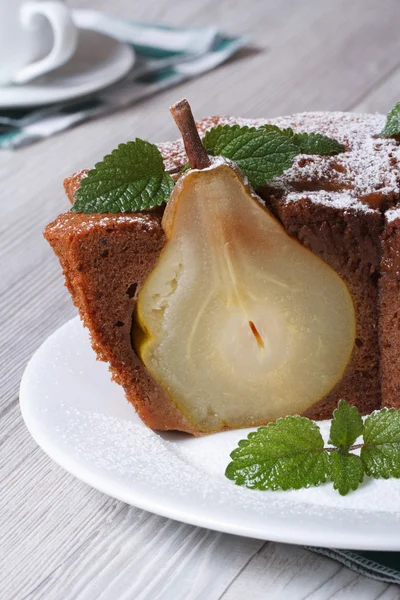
[{"x1": 2, "y1": 0, "x2": 400, "y2": 598}]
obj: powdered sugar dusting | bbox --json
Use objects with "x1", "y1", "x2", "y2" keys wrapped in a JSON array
[
  {"x1": 160, "y1": 112, "x2": 400, "y2": 213},
  {"x1": 189, "y1": 155, "x2": 233, "y2": 172},
  {"x1": 81, "y1": 215, "x2": 153, "y2": 231},
  {"x1": 284, "y1": 191, "x2": 375, "y2": 213},
  {"x1": 386, "y1": 207, "x2": 400, "y2": 223},
  {"x1": 47, "y1": 212, "x2": 160, "y2": 234},
  {"x1": 24, "y1": 316, "x2": 400, "y2": 549},
  {"x1": 47, "y1": 313, "x2": 400, "y2": 516},
  {"x1": 59, "y1": 405, "x2": 400, "y2": 516},
  {"x1": 269, "y1": 113, "x2": 400, "y2": 202}
]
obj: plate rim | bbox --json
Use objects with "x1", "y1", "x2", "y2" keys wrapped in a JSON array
[{"x1": 20, "y1": 317, "x2": 400, "y2": 551}]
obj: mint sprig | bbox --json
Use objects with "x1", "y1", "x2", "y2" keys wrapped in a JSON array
[
  {"x1": 72, "y1": 139, "x2": 174, "y2": 214},
  {"x1": 202, "y1": 125, "x2": 299, "y2": 187},
  {"x1": 226, "y1": 401, "x2": 400, "y2": 496},
  {"x1": 380, "y1": 102, "x2": 400, "y2": 137}
]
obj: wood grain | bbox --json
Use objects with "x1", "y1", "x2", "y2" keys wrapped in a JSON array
[{"x1": 2, "y1": 0, "x2": 400, "y2": 598}]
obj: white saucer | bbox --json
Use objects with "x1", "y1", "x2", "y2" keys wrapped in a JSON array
[
  {"x1": 0, "y1": 10, "x2": 135, "y2": 108},
  {"x1": 20, "y1": 317, "x2": 400, "y2": 551}
]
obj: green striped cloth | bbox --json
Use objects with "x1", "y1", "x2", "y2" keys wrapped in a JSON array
[
  {"x1": 0, "y1": 11, "x2": 246, "y2": 149},
  {"x1": 307, "y1": 548, "x2": 400, "y2": 584}
]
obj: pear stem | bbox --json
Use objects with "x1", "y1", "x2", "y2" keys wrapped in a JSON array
[{"x1": 170, "y1": 99, "x2": 211, "y2": 170}]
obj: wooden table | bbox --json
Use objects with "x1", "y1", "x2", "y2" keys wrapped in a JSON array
[{"x1": 2, "y1": 0, "x2": 400, "y2": 597}]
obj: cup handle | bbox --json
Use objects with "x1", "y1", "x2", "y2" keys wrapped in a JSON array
[{"x1": 13, "y1": 1, "x2": 78, "y2": 84}]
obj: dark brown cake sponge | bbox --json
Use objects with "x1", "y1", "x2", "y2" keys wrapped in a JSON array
[
  {"x1": 379, "y1": 210, "x2": 400, "y2": 410},
  {"x1": 44, "y1": 211, "x2": 200, "y2": 434}
]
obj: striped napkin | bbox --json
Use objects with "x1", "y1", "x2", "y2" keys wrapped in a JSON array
[{"x1": 0, "y1": 10, "x2": 246, "y2": 149}]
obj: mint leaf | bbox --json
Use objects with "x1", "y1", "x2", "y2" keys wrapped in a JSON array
[
  {"x1": 225, "y1": 416, "x2": 329, "y2": 491},
  {"x1": 330, "y1": 452, "x2": 364, "y2": 496},
  {"x1": 380, "y1": 102, "x2": 400, "y2": 137},
  {"x1": 262, "y1": 124, "x2": 344, "y2": 155},
  {"x1": 290, "y1": 132, "x2": 344, "y2": 155},
  {"x1": 329, "y1": 400, "x2": 363, "y2": 449},
  {"x1": 72, "y1": 139, "x2": 174, "y2": 214},
  {"x1": 203, "y1": 125, "x2": 299, "y2": 187},
  {"x1": 361, "y1": 409, "x2": 400, "y2": 478}
]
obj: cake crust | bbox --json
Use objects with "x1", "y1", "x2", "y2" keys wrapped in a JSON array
[
  {"x1": 45, "y1": 111, "x2": 400, "y2": 433},
  {"x1": 45, "y1": 211, "x2": 201, "y2": 434}
]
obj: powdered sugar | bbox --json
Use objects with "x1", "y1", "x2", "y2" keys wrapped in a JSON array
[
  {"x1": 85, "y1": 215, "x2": 153, "y2": 230},
  {"x1": 23, "y1": 307, "x2": 400, "y2": 549},
  {"x1": 160, "y1": 112, "x2": 400, "y2": 214},
  {"x1": 269, "y1": 113, "x2": 400, "y2": 202},
  {"x1": 386, "y1": 207, "x2": 400, "y2": 223},
  {"x1": 46, "y1": 317, "x2": 400, "y2": 517},
  {"x1": 189, "y1": 154, "x2": 233, "y2": 172},
  {"x1": 47, "y1": 212, "x2": 159, "y2": 234},
  {"x1": 284, "y1": 191, "x2": 375, "y2": 214},
  {"x1": 59, "y1": 404, "x2": 400, "y2": 516}
]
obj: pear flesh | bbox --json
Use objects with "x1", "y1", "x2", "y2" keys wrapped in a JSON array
[{"x1": 135, "y1": 160, "x2": 356, "y2": 432}]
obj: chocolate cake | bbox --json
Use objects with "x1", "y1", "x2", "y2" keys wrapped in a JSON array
[{"x1": 44, "y1": 111, "x2": 400, "y2": 434}]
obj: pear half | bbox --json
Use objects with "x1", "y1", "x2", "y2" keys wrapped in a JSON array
[{"x1": 134, "y1": 159, "x2": 356, "y2": 432}]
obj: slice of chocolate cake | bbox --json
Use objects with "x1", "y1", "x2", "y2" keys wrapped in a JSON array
[{"x1": 44, "y1": 111, "x2": 400, "y2": 434}]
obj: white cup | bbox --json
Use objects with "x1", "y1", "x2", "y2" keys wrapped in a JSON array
[{"x1": 0, "y1": 0, "x2": 78, "y2": 86}]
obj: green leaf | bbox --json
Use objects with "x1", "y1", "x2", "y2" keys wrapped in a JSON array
[
  {"x1": 72, "y1": 139, "x2": 175, "y2": 214},
  {"x1": 225, "y1": 416, "x2": 330, "y2": 491},
  {"x1": 380, "y1": 102, "x2": 400, "y2": 137},
  {"x1": 328, "y1": 400, "x2": 364, "y2": 449},
  {"x1": 330, "y1": 452, "x2": 364, "y2": 496},
  {"x1": 262, "y1": 124, "x2": 344, "y2": 155},
  {"x1": 361, "y1": 409, "x2": 400, "y2": 478},
  {"x1": 290, "y1": 132, "x2": 345, "y2": 155},
  {"x1": 202, "y1": 125, "x2": 299, "y2": 187}
]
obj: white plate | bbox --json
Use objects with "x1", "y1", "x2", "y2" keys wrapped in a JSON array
[
  {"x1": 0, "y1": 10, "x2": 134, "y2": 107},
  {"x1": 20, "y1": 317, "x2": 400, "y2": 550}
]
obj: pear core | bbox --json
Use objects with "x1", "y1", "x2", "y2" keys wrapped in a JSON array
[{"x1": 134, "y1": 162, "x2": 356, "y2": 432}]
